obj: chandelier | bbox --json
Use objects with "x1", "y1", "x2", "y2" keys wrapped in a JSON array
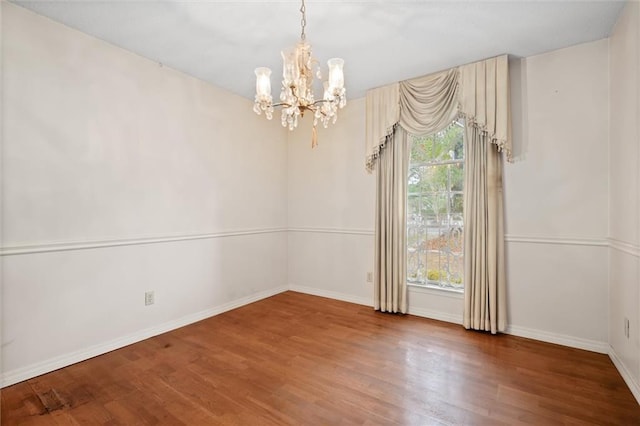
[{"x1": 253, "y1": 0, "x2": 346, "y2": 147}]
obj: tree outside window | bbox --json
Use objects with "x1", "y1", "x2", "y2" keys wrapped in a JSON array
[{"x1": 407, "y1": 120, "x2": 464, "y2": 291}]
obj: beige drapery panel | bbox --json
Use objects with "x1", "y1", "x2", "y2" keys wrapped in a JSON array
[
  {"x1": 374, "y1": 127, "x2": 411, "y2": 313},
  {"x1": 460, "y1": 57, "x2": 509, "y2": 333},
  {"x1": 367, "y1": 85, "x2": 403, "y2": 312},
  {"x1": 367, "y1": 55, "x2": 510, "y2": 330},
  {"x1": 463, "y1": 127, "x2": 507, "y2": 333}
]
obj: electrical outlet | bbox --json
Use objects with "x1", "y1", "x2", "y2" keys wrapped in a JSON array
[
  {"x1": 366, "y1": 272, "x2": 373, "y2": 283},
  {"x1": 624, "y1": 317, "x2": 630, "y2": 339},
  {"x1": 145, "y1": 291, "x2": 155, "y2": 306}
]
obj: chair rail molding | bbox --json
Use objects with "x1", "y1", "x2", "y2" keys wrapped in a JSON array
[
  {"x1": 287, "y1": 227, "x2": 375, "y2": 236},
  {"x1": 505, "y1": 234, "x2": 608, "y2": 247},
  {"x1": 0, "y1": 227, "x2": 288, "y2": 256}
]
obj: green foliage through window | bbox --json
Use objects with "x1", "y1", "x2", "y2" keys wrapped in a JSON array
[{"x1": 407, "y1": 120, "x2": 465, "y2": 291}]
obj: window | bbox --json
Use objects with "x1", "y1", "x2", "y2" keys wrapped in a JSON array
[{"x1": 407, "y1": 120, "x2": 464, "y2": 291}]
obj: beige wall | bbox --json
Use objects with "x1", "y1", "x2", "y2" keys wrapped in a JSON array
[
  {"x1": 1, "y1": 3, "x2": 288, "y2": 386},
  {"x1": 287, "y1": 98, "x2": 377, "y2": 307},
  {"x1": 609, "y1": 0, "x2": 640, "y2": 402},
  {"x1": 504, "y1": 40, "x2": 609, "y2": 348}
]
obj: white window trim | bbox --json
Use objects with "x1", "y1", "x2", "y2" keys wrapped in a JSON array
[{"x1": 407, "y1": 283, "x2": 463, "y2": 298}]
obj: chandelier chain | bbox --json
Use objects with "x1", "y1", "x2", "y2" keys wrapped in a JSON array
[{"x1": 300, "y1": 0, "x2": 306, "y2": 40}]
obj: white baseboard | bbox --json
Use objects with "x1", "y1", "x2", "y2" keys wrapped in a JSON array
[
  {"x1": 505, "y1": 325, "x2": 609, "y2": 354},
  {"x1": 402, "y1": 310, "x2": 609, "y2": 357},
  {"x1": 0, "y1": 285, "x2": 288, "y2": 388},
  {"x1": 288, "y1": 284, "x2": 372, "y2": 307},
  {"x1": 393, "y1": 307, "x2": 610, "y2": 356},
  {"x1": 609, "y1": 346, "x2": 640, "y2": 404}
]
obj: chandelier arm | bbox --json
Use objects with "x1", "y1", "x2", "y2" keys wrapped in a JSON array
[{"x1": 311, "y1": 99, "x2": 336, "y2": 116}]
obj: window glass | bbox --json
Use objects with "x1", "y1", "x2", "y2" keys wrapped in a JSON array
[{"x1": 407, "y1": 120, "x2": 464, "y2": 291}]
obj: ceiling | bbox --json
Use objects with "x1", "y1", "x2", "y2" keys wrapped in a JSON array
[{"x1": 12, "y1": 0, "x2": 626, "y2": 100}]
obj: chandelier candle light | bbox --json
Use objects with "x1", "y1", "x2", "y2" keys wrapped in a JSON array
[{"x1": 253, "y1": 0, "x2": 346, "y2": 147}]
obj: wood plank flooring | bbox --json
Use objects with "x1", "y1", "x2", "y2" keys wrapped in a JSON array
[{"x1": 2, "y1": 291, "x2": 639, "y2": 425}]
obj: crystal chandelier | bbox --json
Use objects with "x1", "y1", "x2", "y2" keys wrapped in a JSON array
[{"x1": 253, "y1": 0, "x2": 346, "y2": 147}]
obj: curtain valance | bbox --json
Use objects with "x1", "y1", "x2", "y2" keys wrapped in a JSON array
[
  {"x1": 399, "y1": 68, "x2": 459, "y2": 138},
  {"x1": 459, "y1": 55, "x2": 511, "y2": 160},
  {"x1": 365, "y1": 55, "x2": 512, "y2": 172},
  {"x1": 365, "y1": 82, "x2": 399, "y2": 172}
]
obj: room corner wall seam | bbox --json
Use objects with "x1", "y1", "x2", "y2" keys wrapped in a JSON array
[
  {"x1": 288, "y1": 284, "x2": 372, "y2": 308},
  {"x1": 609, "y1": 346, "x2": 640, "y2": 404}
]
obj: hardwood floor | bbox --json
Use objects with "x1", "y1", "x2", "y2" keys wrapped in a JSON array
[{"x1": 2, "y1": 291, "x2": 639, "y2": 425}]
